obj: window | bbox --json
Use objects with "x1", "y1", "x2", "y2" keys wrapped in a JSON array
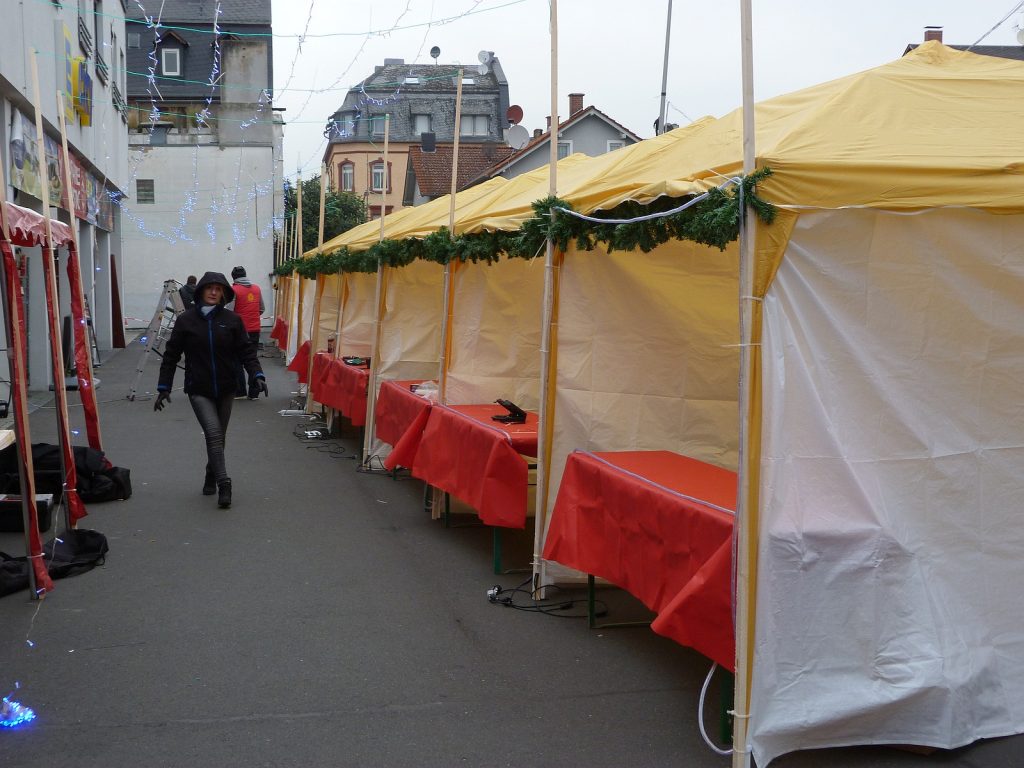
[
  {"x1": 161, "y1": 48, "x2": 181, "y2": 77},
  {"x1": 370, "y1": 162, "x2": 388, "y2": 192},
  {"x1": 339, "y1": 162, "x2": 354, "y2": 192},
  {"x1": 404, "y1": 77, "x2": 419, "y2": 85},
  {"x1": 413, "y1": 114, "x2": 431, "y2": 134},
  {"x1": 606, "y1": 140, "x2": 625, "y2": 152},
  {"x1": 93, "y1": 0, "x2": 103, "y2": 60},
  {"x1": 460, "y1": 114, "x2": 488, "y2": 136},
  {"x1": 371, "y1": 113, "x2": 390, "y2": 137},
  {"x1": 136, "y1": 179, "x2": 155, "y2": 204},
  {"x1": 127, "y1": 31, "x2": 140, "y2": 48},
  {"x1": 557, "y1": 140, "x2": 572, "y2": 160}
]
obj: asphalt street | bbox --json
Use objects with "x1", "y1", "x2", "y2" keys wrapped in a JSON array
[{"x1": 0, "y1": 336, "x2": 1020, "y2": 767}]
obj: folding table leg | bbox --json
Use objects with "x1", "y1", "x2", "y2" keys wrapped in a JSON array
[
  {"x1": 720, "y1": 670, "x2": 735, "y2": 746},
  {"x1": 587, "y1": 574, "x2": 651, "y2": 630}
]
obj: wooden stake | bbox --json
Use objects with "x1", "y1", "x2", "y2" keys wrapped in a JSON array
[
  {"x1": 733, "y1": 1, "x2": 756, "y2": 764},
  {"x1": 438, "y1": 72, "x2": 465, "y2": 404}
]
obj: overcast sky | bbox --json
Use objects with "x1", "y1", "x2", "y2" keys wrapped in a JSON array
[{"x1": 271, "y1": 0, "x2": 1024, "y2": 181}]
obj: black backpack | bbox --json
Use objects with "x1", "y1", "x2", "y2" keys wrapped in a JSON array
[{"x1": 0, "y1": 528, "x2": 109, "y2": 598}]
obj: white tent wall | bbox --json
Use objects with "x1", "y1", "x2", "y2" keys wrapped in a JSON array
[
  {"x1": 538, "y1": 239, "x2": 741, "y2": 584},
  {"x1": 316, "y1": 274, "x2": 341, "y2": 349},
  {"x1": 376, "y1": 260, "x2": 444, "y2": 382},
  {"x1": 445, "y1": 257, "x2": 545, "y2": 408},
  {"x1": 364, "y1": 260, "x2": 445, "y2": 464},
  {"x1": 338, "y1": 271, "x2": 377, "y2": 358},
  {"x1": 749, "y1": 208, "x2": 1024, "y2": 764}
]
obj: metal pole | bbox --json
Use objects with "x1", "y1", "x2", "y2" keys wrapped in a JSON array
[
  {"x1": 732, "y1": 0, "x2": 756, "y2": 764},
  {"x1": 658, "y1": 0, "x2": 674, "y2": 134}
]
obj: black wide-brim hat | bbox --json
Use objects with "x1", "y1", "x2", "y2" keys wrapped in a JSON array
[{"x1": 194, "y1": 271, "x2": 236, "y2": 305}]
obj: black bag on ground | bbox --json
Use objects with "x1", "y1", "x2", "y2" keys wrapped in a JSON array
[
  {"x1": 0, "y1": 443, "x2": 131, "y2": 502},
  {"x1": 0, "y1": 528, "x2": 109, "y2": 598}
]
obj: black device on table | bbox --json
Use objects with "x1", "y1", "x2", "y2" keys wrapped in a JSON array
[
  {"x1": 492, "y1": 398, "x2": 527, "y2": 424},
  {"x1": 342, "y1": 356, "x2": 369, "y2": 366}
]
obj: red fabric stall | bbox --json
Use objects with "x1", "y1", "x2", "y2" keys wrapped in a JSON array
[
  {"x1": 375, "y1": 380, "x2": 431, "y2": 470},
  {"x1": 286, "y1": 339, "x2": 311, "y2": 383},
  {"x1": 270, "y1": 317, "x2": 288, "y2": 346},
  {"x1": 410, "y1": 404, "x2": 538, "y2": 529},
  {"x1": 308, "y1": 355, "x2": 370, "y2": 425},
  {"x1": 543, "y1": 450, "x2": 736, "y2": 669}
]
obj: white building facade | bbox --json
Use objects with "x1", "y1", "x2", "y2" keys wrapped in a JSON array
[
  {"x1": 1, "y1": 0, "x2": 129, "y2": 390},
  {"x1": 122, "y1": 0, "x2": 281, "y2": 329}
]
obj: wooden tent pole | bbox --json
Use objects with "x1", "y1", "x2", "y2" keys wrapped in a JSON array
[
  {"x1": 532, "y1": 0, "x2": 560, "y2": 592},
  {"x1": 437, "y1": 70, "x2": 464, "y2": 405},
  {"x1": 363, "y1": 116, "x2": 390, "y2": 463},
  {"x1": 0, "y1": 75, "x2": 48, "y2": 597},
  {"x1": 732, "y1": 0, "x2": 756, "y2": 764},
  {"x1": 304, "y1": 168, "x2": 328, "y2": 412}
]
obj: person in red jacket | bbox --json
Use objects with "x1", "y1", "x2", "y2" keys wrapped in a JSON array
[{"x1": 228, "y1": 266, "x2": 265, "y2": 399}]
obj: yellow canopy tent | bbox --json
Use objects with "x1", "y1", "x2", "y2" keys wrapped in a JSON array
[{"x1": 527, "y1": 42, "x2": 1024, "y2": 764}]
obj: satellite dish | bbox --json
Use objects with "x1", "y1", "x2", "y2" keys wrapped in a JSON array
[
  {"x1": 430, "y1": 46, "x2": 441, "y2": 63},
  {"x1": 477, "y1": 63, "x2": 490, "y2": 76},
  {"x1": 506, "y1": 105, "x2": 524, "y2": 125},
  {"x1": 506, "y1": 124, "x2": 530, "y2": 150},
  {"x1": 478, "y1": 50, "x2": 493, "y2": 65}
]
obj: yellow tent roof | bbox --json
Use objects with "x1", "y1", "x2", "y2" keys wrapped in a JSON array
[
  {"x1": 316, "y1": 42, "x2": 1023, "y2": 256},
  {"x1": 315, "y1": 176, "x2": 509, "y2": 256},
  {"x1": 584, "y1": 42, "x2": 1024, "y2": 213}
]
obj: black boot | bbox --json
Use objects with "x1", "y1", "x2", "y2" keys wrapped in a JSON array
[
  {"x1": 203, "y1": 468, "x2": 216, "y2": 496},
  {"x1": 217, "y1": 479, "x2": 232, "y2": 509}
]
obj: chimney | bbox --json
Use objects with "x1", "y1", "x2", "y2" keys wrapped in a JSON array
[
  {"x1": 533, "y1": 128, "x2": 543, "y2": 138},
  {"x1": 546, "y1": 115, "x2": 551, "y2": 130},
  {"x1": 569, "y1": 93, "x2": 584, "y2": 116},
  {"x1": 924, "y1": 26, "x2": 943, "y2": 43}
]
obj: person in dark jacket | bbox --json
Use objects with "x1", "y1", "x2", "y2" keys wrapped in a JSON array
[
  {"x1": 153, "y1": 272, "x2": 268, "y2": 508},
  {"x1": 178, "y1": 275, "x2": 197, "y2": 310}
]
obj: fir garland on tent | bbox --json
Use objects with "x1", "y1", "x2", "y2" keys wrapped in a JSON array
[{"x1": 274, "y1": 169, "x2": 776, "y2": 277}]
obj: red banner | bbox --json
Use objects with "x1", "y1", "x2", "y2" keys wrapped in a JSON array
[
  {"x1": 41, "y1": 245, "x2": 87, "y2": 524},
  {"x1": 67, "y1": 242, "x2": 102, "y2": 451},
  {"x1": 0, "y1": 241, "x2": 52, "y2": 594}
]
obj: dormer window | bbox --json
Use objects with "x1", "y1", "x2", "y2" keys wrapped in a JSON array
[{"x1": 161, "y1": 47, "x2": 181, "y2": 77}]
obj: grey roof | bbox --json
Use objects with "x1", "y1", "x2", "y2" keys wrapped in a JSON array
[
  {"x1": 904, "y1": 43, "x2": 1024, "y2": 61},
  {"x1": 126, "y1": 16, "x2": 272, "y2": 100},
  {"x1": 129, "y1": 0, "x2": 271, "y2": 25}
]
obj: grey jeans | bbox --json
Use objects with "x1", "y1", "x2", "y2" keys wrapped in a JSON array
[{"x1": 189, "y1": 393, "x2": 234, "y2": 483}]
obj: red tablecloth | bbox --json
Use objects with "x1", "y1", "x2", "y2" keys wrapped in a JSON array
[
  {"x1": 410, "y1": 404, "x2": 539, "y2": 529},
  {"x1": 308, "y1": 353, "x2": 370, "y2": 426},
  {"x1": 376, "y1": 380, "x2": 432, "y2": 470},
  {"x1": 270, "y1": 317, "x2": 288, "y2": 345},
  {"x1": 286, "y1": 339, "x2": 311, "y2": 383},
  {"x1": 543, "y1": 450, "x2": 737, "y2": 669}
]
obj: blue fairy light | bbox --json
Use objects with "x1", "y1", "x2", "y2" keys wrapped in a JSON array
[{"x1": 1, "y1": 697, "x2": 37, "y2": 728}]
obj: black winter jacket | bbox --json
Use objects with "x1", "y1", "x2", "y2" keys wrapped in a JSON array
[{"x1": 157, "y1": 304, "x2": 262, "y2": 398}]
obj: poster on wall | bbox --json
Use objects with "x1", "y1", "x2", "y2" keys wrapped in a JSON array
[
  {"x1": 85, "y1": 173, "x2": 99, "y2": 226},
  {"x1": 43, "y1": 134, "x2": 64, "y2": 209},
  {"x1": 63, "y1": 24, "x2": 75, "y2": 126},
  {"x1": 69, "y1": 154, "x2": 88, "y2": 220},
  {"x1": 98, "y1": 188, "x2": 114, "y2": 232},
  {"x1": 8, "y1": 109, "x2": 42, "y2": 201}
]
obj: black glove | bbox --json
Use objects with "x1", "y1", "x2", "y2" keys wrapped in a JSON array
[
  {"x1": 257, "y1": 378, "x2": 269, "y2": 398},
  {"x1": 153, "y1": 391, "x2": 171, "y2": 411}
]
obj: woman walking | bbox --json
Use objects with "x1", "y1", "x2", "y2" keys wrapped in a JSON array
[{"x1": 153, "y1": 272, "x2": 268, "y2": 508}]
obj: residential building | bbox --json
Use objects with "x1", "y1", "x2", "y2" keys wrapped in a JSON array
[
  {"x1": 472, "y1": 93, "x2": 642, "y2": 184},
  {"x1": 1, "y1": 0, "x2": 128, "y2": 390},
  {"x1": 323, "y1": 56, "x2": 512, "y2": 213},
  {"x1": 904, "y1": 26, "x2": 1024, "y2": 60},
  {"x1": 124, "y1": 0, "x2": 281, "y2": 328}
]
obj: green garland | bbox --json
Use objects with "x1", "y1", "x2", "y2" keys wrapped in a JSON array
[{"x1": 274, "y1": 168, "x2": 776, "y2": 277}]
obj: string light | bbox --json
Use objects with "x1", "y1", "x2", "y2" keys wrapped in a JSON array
[{"x1": 0, "y1": 696, "x2": 36, "y2": 728}]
